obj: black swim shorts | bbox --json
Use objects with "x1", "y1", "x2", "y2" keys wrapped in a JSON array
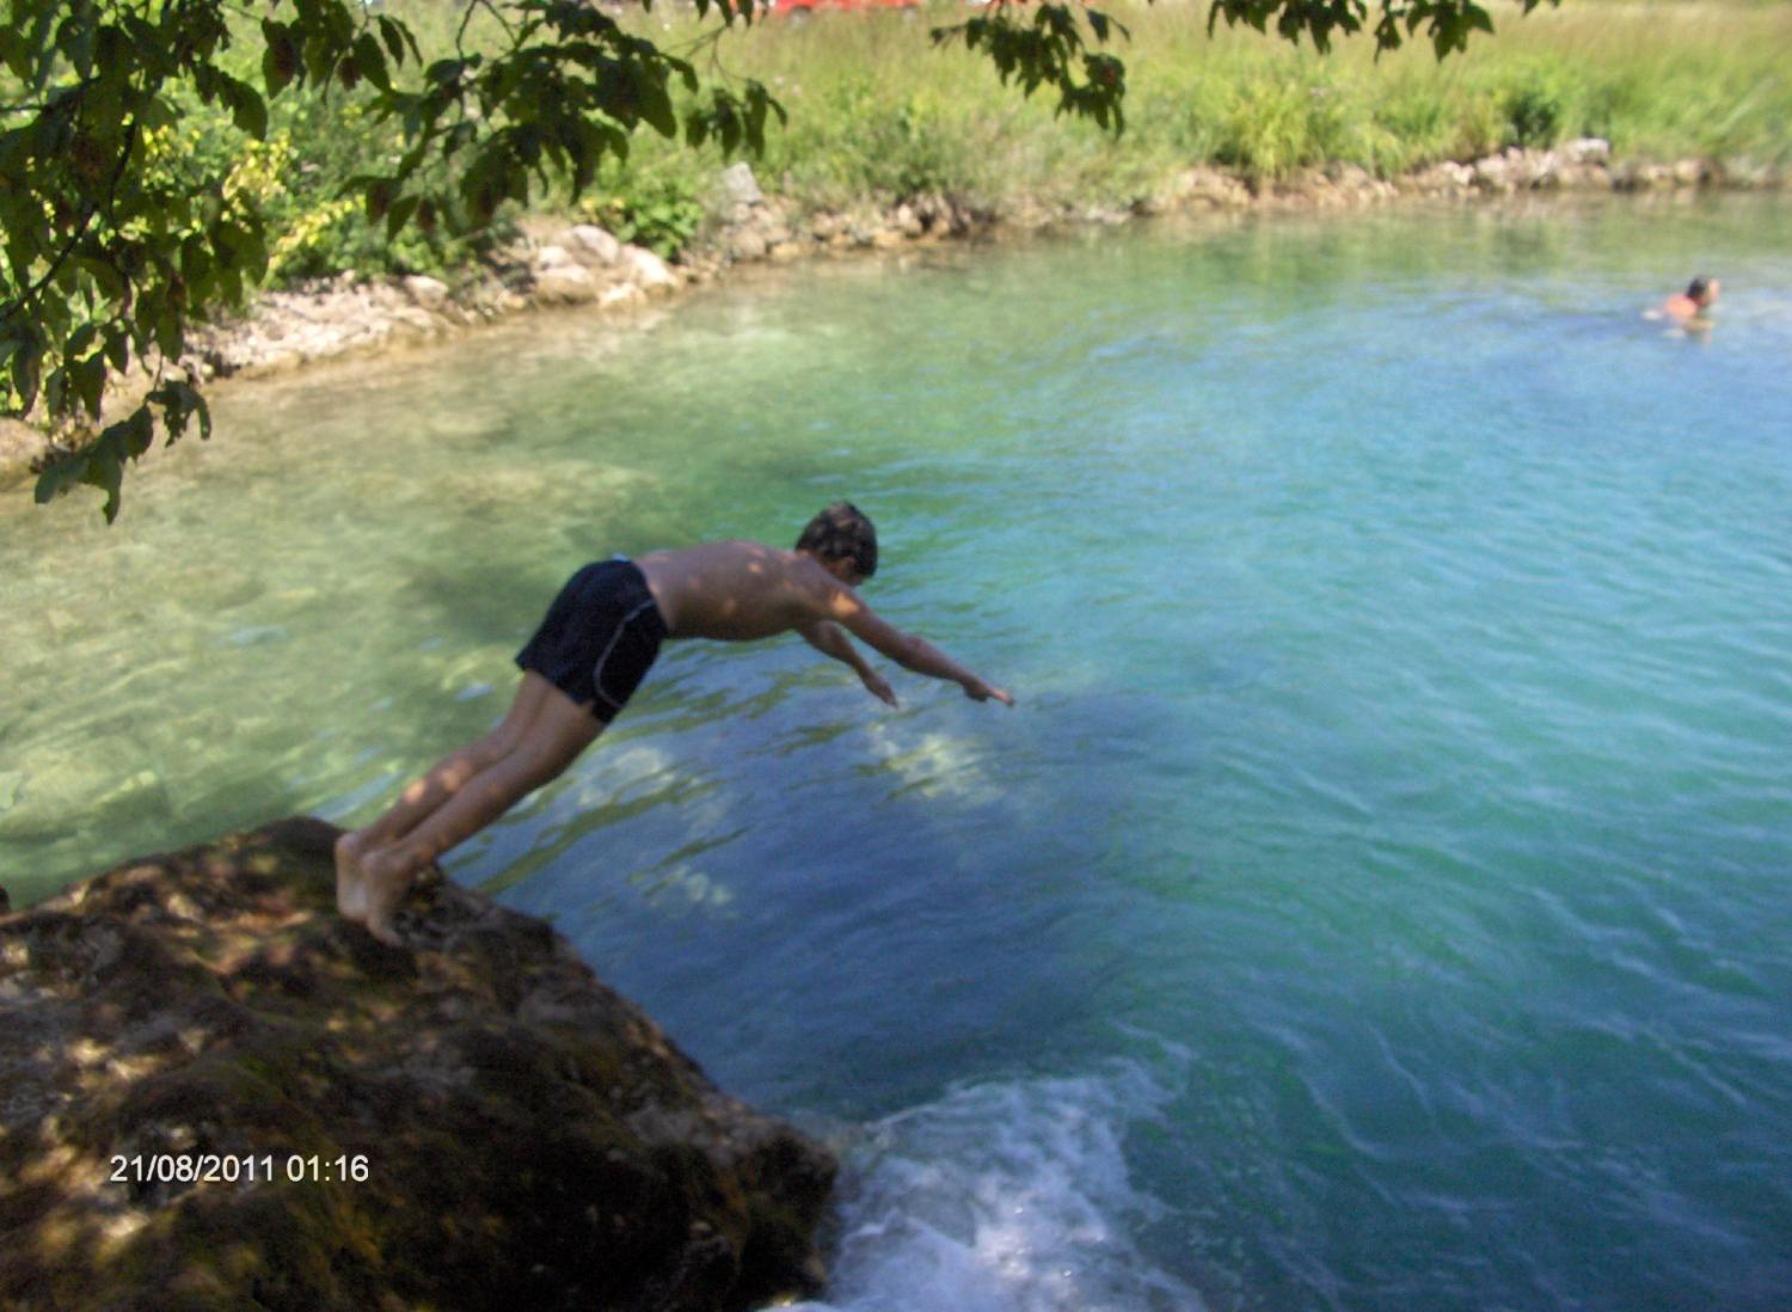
[{"x1": 515, "y1": 559, "x2": 667, "y2": 722}]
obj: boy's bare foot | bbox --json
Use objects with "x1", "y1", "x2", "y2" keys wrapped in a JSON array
[
  {"x1": 362, "y1": 851, "x2": 415, "y2": 947},
  {"x1": 334, "y1": 832, "x2": 370, "y2": 921}
]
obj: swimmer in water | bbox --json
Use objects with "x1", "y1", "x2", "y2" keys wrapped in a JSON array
[{"x1": 1661, "y1": 275, "x2": 1720, "y2": 326}]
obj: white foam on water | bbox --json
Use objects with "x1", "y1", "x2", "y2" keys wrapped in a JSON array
[{"x1": 790, "y1": 1060, "x2": 1203, "y2": 1312}]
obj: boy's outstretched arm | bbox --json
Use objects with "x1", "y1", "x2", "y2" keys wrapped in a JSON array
[
  {"x1": 799, "y1": 621, "x2": 899, "y2": 706},
  {"x1": 820, "y1": 588, "x2": 1015, "y2": 707}
]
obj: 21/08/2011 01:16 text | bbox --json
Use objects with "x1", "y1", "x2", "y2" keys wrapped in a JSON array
[{"x1": 110, "y1": 1154, "x2": 371, "y2": 1185}]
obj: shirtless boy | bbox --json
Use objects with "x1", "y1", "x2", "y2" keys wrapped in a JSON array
[
  {"x1": 335, "y1": 502, "x2": 1014, "y2": 944},
  {"x1": 1662, "y1": 275, "x2": 1720, "y2": 324}
]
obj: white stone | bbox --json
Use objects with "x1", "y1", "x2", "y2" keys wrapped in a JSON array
[
  {"x1": 719, "y1": 161, "x2": 764, "y2": 208},
  {"x1": 401, "y1": 275, "x2": 449, "y2": 309},
  {"x1": 1563, "y1": 137, "x2": 1611, "y2": 165},
  {"x1": 619, "y1": 245, "x2": 677, "y2": 292},
  {"x1": 726, "y1": 228, "x2": 768, "y2": 262},
  {"x1": 1473, "y1": 155, "x2": 1512, "y2": 186},
  {"x1": 533, "y1": 263, "x2": 597, "y2": 304},
  {"x1": 568, "y1": 224, "x2": 621, "y2": 265},
  {"x1": 536, "y1": 244, "x2": 573, "y2": 269}
]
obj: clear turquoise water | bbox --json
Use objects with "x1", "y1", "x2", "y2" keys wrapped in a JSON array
[{"x1": 4, "y1": 196, "x2": 1790, "y2": 1310}]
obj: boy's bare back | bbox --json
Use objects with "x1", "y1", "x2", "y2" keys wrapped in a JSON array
[{"x1": 636, "y1": 541, "x2": 861, "y2": 642}]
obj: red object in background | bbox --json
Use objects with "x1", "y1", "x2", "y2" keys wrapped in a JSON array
[{"x1": 767, "y1": 0, "x2": 918, "y2": 14}]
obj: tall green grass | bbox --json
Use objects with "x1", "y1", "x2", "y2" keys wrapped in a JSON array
[
  {"x1": 148, "y1": 0, "x2": 1792, "y2": 281},
  {"x1": 593, "y1": 0, "x2": 1791, "y2": 210}
]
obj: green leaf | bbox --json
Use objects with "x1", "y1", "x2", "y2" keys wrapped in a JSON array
[
  {"x1": 74, "y1": 353, "x2": 106, "y2": 418},
  {"x1": 385, "y1": 194, "x2": 420, "y2": 241},
  {"x1": 640, "y1": 76, "x2": 677, "y2": 140},
  {"x1": 76, "y1": 255, "x2": 127, "y2": 303},
  {"x1": 363, "y1": 177, "x2": 396, "y2": 222},
  {"x1": 123, "y1": 408, "x2": 154, "y2": 458},
  {"x1": 229, "y1": 80, "x2": 269, "y2": 139},
  {"x1": 87, "y1": 430, "x2": 132, "y2": 519},
  {"x1": 304, "y1": 33, "x2": 336, "y2": 86},
  {"x1": 154, "y1": 304, "x2": 182, "y2": 361},
  {"x1": 353, "y1": 33, "x2": 391, "y2": 93},
  {"x1": 377, "y1": 15, "x2": 407, "y2": 65},
  {"x1": 35, "y1": 451, "x2": 87, "y2": 508},
  {"x1": 0, "y1": 29, "x2": 29, "y2": 82},
  {"x1": 150, "y1": 380, "x2": 213, "y2": 444},
  {"x1": 139, "y1": 94, "x2": 176, "y2": 133},
  {"x1": 193, "y1": 390, "x2": 213, "y2": 443},
  {"x1": 44, "y1": 365, "x2": 67, "y2": 418},
  {"x1": 181, "y1": 235, "x2": 212, "y2": 291},
  {"x1": 425, "y1": 58, "x2": 466, "y2": 87},
  {"x1": 262, "y1": 20, "x2": 298, "y2": 95},
  {"x1": 11, "y1": 341, "x2": 41, "y2": 415},
  {"x1": 218, "y1": 261, "x2": 244, "y2": 308},
  {"x1": 241, "y1": 226, "x2": 269, "y2": 285}
]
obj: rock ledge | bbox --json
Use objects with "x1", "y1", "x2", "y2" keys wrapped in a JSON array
[{"x1": 0, "y1": 818, "x2": 834, "y2": 1312}]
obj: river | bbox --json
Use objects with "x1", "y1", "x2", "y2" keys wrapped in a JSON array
[{"x1": 4, "y1": 194, "x2": 1790, "y2": 1310}]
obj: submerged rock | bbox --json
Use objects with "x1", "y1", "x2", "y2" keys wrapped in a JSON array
[{"x1": 0, "y1": 818, "x2": 834, "y2": 1311}]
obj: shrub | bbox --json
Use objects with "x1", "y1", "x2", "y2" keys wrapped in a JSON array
[
  {"x1": 1502, "y1": 64, "x2": 1569, "y2": 148},
  {"x1": 580, "y1": 177, "x2": 708, "y2": 260}
]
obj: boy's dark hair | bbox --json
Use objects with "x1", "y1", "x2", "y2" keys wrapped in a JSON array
[
  {"x1": 1687, "y1": 275, "x2": 1712, "y2": 299},
  {"x1": 796, "y1": 501, "x2": 878, "y2": 578}
]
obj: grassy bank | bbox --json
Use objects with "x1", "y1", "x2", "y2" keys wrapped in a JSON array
[
  {"x1": 168, "y1": 0, "x2": 1792, "y2": 280},
  {"x1": 626, "y1": 0, "x2": 1792, "y2": 196}
]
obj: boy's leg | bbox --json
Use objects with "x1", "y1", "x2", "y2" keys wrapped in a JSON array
[
  {"x1": 360, "y1": 688, "x2": 604, "y2": 945},
  {"x1": 335, "y1": 673, "x2": 553, "y2": 918},
  {"x1": 349, "y1": 674, "x2": 554, "y2": 854}
]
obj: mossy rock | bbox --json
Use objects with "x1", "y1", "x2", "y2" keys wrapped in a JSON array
[{"x1": 0, "y1": 818, "x2": 834, "y2": 1311}]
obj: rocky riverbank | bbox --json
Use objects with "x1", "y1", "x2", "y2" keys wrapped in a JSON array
[
  {"x1": 0, "y1": 818, "x2": 835, "y2": 1311},
  {"x1": 0, "y1": 141, "x2": 1781, "y2": 490}
]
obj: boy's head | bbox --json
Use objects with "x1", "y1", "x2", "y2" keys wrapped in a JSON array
[
  {"x1": 1687, "y1": 275, "x2": 1718, "y2": 305},
  {"x1": 796, "y1": 501, "x2": 878, "y2": 582}
]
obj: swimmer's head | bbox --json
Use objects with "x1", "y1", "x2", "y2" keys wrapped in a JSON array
[
  {"x1": 797, "y1": 501, "x2": 878, "y2": 582},
  {"x1": 1686, "y1": 275, "x2": 1719, "y2": 307}
]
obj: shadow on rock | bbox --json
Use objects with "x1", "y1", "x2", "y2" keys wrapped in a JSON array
[{"x1": 0, "y1": 818, "x2": 834, "y2": 1311}]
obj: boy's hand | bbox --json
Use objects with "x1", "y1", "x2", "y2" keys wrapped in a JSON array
[
  {"x1": 861, "y1": 670, "x2": 899, "y2": 707},
  {"x1": 962, "y1": 677, "x2": 1015, "y2": 707}
]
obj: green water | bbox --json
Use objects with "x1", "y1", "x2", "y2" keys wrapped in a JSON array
[{"x1": 4, "y1": 195, "x2": 1790, "y2": 1310}]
